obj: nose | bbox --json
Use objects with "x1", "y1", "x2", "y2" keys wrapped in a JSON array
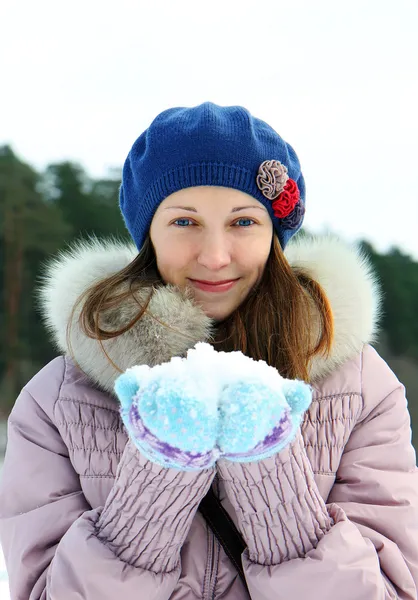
[{"x1": 196, "y1": 232, "x2": 232, "y2": 271}]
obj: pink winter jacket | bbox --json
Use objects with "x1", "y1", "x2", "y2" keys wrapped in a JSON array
[{"x1": 0, "y1": 236, "x2": 417, "y2": 600}]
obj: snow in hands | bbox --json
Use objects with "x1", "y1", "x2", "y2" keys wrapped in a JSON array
[{"x1": 115, "y1": 343, "x2": 312, "y2": 470}]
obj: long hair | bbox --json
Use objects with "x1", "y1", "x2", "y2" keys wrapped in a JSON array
[
  {"x1": 213, "y1": 236, "x2": 334, "y2": 380},
  {"x1": 69, "y1": 235, "x2": 333, "y2": 381}
]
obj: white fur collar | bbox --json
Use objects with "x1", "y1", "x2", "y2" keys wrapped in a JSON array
[{"x1": 37, "y1": 235, "x2": 381, "y2": 394}]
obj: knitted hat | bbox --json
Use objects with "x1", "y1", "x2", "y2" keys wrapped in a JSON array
[{"x1": 120, "y1": 102, "x2": 306, "y2": 249}]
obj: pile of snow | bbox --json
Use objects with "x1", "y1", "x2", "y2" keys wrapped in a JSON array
[{"x1": 125, "y1": 342, "x2": 286, "y2": 407}]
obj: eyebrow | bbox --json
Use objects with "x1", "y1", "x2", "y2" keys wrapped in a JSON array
[{"x1": 163, "y1": 205, "x2": 267, "y2": 213}]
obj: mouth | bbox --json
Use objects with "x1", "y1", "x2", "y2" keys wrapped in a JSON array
[{"x1": 188, "y1": 278, "x2": 239, "y2": 293}]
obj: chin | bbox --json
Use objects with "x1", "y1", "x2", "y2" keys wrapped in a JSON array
[{"x1": 200, "y1": 303, "x2": 236, "y2": 322}]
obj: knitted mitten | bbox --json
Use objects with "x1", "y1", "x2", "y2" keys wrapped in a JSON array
[
  {"x1": 115, "y1": 343, "x2": 312, "y2": 470},
  {"x1": 217, "y1": 367, "x2": 311, "y2": 463},
  {"x1": 115, "y1": 348, "x2": 221, "y2": 471}
]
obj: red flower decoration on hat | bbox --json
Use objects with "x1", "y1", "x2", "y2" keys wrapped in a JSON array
[{"x1": 271, "y1": 179, "x2": 300, "y2": 219}]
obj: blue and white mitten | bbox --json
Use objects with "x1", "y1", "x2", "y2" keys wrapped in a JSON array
[
  {"x1": 115, "y1": 343, "x2": 312, "y2": 471},
  {"x1": 216, "y1": 350, "x2": 312, "y2": 463},
  {"x1": 115, "y1": 351, "x2": 222, "y2": 471}
]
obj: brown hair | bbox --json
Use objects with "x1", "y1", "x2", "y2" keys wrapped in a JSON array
[{"x1": 69, "y1": 235, "x2": 333, "y2": 381}]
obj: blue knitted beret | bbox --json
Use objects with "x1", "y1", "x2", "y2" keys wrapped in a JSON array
[{"x1": 119, "y1": 102, "x2": 306, "y2": 249}]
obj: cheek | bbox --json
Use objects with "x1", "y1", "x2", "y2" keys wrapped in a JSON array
[
  {"x1": 239, "y1": 241, "x2": 271, "y2": 274},
  {"x1": 155, "y1": 245, "x2": 192, "y2": 283}
]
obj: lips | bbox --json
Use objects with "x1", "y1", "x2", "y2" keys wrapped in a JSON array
[
  {"x1": 188, "y1": 278, "x2": 239, "y2": 293},
  {"x1": 190, "y1": 279, "x2": 237, "y2": 286}
]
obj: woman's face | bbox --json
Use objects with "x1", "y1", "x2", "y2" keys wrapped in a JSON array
[{"x1": 150, "y1": 186, "x2": 273, "y2": 321}]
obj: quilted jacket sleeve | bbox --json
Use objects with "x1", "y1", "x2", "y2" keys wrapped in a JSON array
[
  {"x1": 0, "y1": 361, "x2": 215, "y2": 600},
  {"x1": 217, "y1": 346, "x2": 418, "y2": 600}
]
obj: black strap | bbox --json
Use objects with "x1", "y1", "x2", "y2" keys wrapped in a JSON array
[{"x1": 199, "y1": 486, "x2": 249, "y2": 595}]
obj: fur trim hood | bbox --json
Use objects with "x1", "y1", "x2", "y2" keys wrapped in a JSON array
[{"x1": 37, "y1": 235, "x2": 382, "y2": 394}]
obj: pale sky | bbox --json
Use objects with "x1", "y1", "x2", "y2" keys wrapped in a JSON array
[{"x1": 1, "y1": 0, "x2": 418, "y2": 258}]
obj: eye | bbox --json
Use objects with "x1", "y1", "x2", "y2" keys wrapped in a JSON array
[
  {"x1": 234, "y1": 218, "x2": 256, "y2": 227},
  {"x1": 172, "y1": 218, "x2": 195, "y2": 227}
]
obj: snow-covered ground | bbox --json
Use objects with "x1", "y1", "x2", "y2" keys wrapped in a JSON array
[
  {"x1": 0, "y1": 549, "x2": 10, "y2": 599},
  {"x1": 0, "y1": 451, "x2": 10, "y2": 598}
]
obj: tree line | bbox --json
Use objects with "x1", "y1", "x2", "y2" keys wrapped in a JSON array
[{"x1": 1, "y1": 145, "x2": 417, "y2": 447}]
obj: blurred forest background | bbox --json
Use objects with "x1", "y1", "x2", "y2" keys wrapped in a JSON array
[{"x1": 0, "y1": 144, "x2": 417, "y2": 452}]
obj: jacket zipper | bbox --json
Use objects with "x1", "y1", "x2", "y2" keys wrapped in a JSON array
[
  {"x1": 206, "y1": 529, "x2": 220, "y2": 600},
  {"x1": 203, "y1": 477, "x2": 221, "y2": 599}
]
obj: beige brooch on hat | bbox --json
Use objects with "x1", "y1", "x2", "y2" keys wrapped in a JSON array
[
  {"x1": 257, "y1": 159, "x2": 301, "y2": 220},
  {"x1": 256, "y1": 160, "x2": 289, "y2": 200}
]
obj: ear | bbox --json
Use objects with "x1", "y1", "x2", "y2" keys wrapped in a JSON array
[
  {"x1": 282, "y1": 379, "x2": 312, "y2": 415},
  {"x1": 114, "y1": 370, "x2": 141, "y2": 412}
]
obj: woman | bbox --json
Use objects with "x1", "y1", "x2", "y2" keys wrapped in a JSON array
[{"x1": 0, "y1": 102, "x2": 417, "y2": 599}]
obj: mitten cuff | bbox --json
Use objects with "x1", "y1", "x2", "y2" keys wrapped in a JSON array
[
  {"x1": 96, "y1": 440, "x2": 216, "y2": 572},
  {"x1": 217, "y1": 431, "x2": 333, "y2": 565}
]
